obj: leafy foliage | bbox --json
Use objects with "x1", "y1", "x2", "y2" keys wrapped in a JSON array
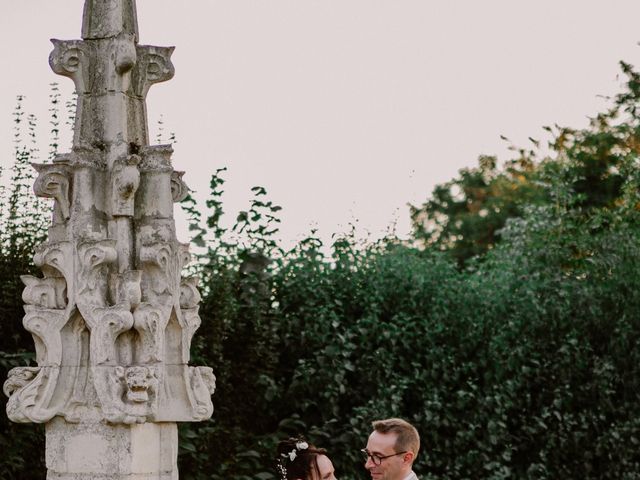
[
  {"x1": 0, "y1": 95, "x2": 51, "y2": 480},
  {"x1": 411, "y1": 61, "x2": 640, "y2": 265},
  {"x1": 2, "y1": 64, "x2": 640, "y2": 480}
]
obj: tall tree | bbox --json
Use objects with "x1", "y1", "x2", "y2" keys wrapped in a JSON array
[{"x1": 411, "y1": 61, "x2": 640, "y2": 265}]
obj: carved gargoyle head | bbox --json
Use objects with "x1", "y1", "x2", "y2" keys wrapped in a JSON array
[{"x1": 116, "y1": 365, "x2": 156, "y2": 403}]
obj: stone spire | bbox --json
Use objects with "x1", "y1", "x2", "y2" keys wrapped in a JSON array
[
  {"x1": 82, "y1": 0, "x2": 139, "y2": 40},
  {"x1": 4, "y1": 1, "x2": 215, "y2": 478}
]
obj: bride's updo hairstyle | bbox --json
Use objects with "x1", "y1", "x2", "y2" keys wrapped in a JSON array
[{"x1": 275, "y1": 437, "x2": 327, "y2": 480}]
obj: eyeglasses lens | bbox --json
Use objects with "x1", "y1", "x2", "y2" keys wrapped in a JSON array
[{"x1": 360, "y1": 450, "x2": 381, "y2": 465}]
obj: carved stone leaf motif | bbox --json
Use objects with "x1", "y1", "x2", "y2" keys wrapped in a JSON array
[
  {"x1": 32, "y1": 163, "x2": 71, "y2": 222},
  {"x1": 131, "y1": 45, "x2": 175, "y2": 99},
  {"x1": 178, "y1": 276, "x2": 202, "y2": 362},
  {"x1": 170, "y1": 171, "x2": 189, "y2": 203},
  {"x1": 5, "y1": 367, "x2": 51, "y2": 423},
  {"x1": 34, "y1": 242, "x2": 73, "y2": 284},
  {"x1": 5, "y1": 364, "x2": 68, "y2": 424},
  {"x1": 3, "y1": 367, "x2": 41, "y2": 398},
  {"x1": 139, "y1": 242, "x2": 174, "y2": 302},
  {"x1": 133, "y1": 303, "x2": 171, "y2": 364},
  {"x1": 6, "y1": 240, "x2": 74, "y2": 424},
  {"x1": 188, "y1": 366, "x2": 215, "y2": 421},
  {"x1": 21, "y1": 275, "x2": 67, "y2": 310},
  {"x1": 23, "y1": 308, "x2": 68, "y2": 366},
  {"x1": 8, "y1": 0, "x2": 218, "y2": 430},
  {"x1": 60, "y1": 317, "x2": 91, "y2": 423},
  {"x1": 180, "y1": 308, "x2": 202, "y2": 364},
  {"x1": 86, "y1": 306, "x2": 134, "y2": 366},
  {"x1": 77, "y1": 240, "x2": 118, "y2": 307},
  {"x1": 49, "y1": 39, "x2": 92, "y2": 94}
]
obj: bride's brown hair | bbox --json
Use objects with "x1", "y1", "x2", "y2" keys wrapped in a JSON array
[{"x1": 276, "y1": 437, "x2": 327, "y2": 480}]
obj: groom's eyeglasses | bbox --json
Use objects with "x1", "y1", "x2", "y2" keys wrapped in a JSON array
[{"x1": 360, "y1": 448, "x2": 407, "y2": 466}]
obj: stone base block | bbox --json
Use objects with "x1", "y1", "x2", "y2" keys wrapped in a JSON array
[{"x1": 45, "y1": 417, "x2": 178, "y2": 479}]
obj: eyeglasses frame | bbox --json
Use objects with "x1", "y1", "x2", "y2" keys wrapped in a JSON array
[{"x1": 360, "y1": 448, "x2": 408, "y2": 466}]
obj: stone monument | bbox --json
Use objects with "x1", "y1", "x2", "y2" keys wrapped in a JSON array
[{"x1": 3, "y1": 1, "x2": 215, "y2": 478}]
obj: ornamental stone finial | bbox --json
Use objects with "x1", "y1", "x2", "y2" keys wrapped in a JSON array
[
  {"x1": 5, "y1": 1, "x2": 214, "y2": 478},
  {"x1": 50, "y1": 0, "x2": 174, "y2": 153}
]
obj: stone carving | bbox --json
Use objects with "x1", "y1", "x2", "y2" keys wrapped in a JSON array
[
  {"x1": 106, "y1": 34, "x2": 137, "y2": 91},
  {"x1": 132, "y1": 46, "x2": 176, "y2": 98},
  {"x1": 189, "y1": 366, "x2": 216, "y2": 420},
  {"x1": 179, "y1": 277, "x2": 202, "y2": 362},
  {"x1": 21, "y1": 275, "x2": 67, "y2": 309},
  {"x1": 170, "y1": 170, "x2": 189, "y2": 203},
  {"x1": 122, "y1": 365, "x2": 156, "y2": 404},
  {"x1": 139, "y1": 242, "x2": 174, "y2": 302},
  {"x1": 5, "y1": 367, "x2": 50, "y2": 423},
  {"x1": 33, "y1": 241, "x2": 73, "y2": 284},
  {"x1": 97, "y1": 364, "x2": 157, "y2": 424},
  {"x1": 180, "y1": 308, "x2": 202, "y2": 364},
  {"x1": 133, "y1": 303, "x2": 170, "y2": 364},
  {"x1": 3, "y1": 367, "x2": 41, "y2": 398},
  {"x1": 109, "y1": 270, "x2": 142, "y2": 308},
  {"x1": 180, "y1": 276, "x2": 202, "y2": 309},
  {"x1": 87, "y1": 307, "x2": 134, "y2": 366},
  {"x1": 32, "y1": 163, "x2": 71, "y2": 222},
  {"x1": 111, "y1": 154, "x2": 140, "y2": 216},
  {"x1": 81, "y1": 0, "x2": 139, "y2": 40},
  {"x1": 23, "y1": 308, "x2": 67, "y2": 366},
  {"x1": 100, "y1": 365, "x2": 158, "y2": 424},
  {"x1": 6, "y1": 2, "x2": 215, "y2": 477},
  {"x1": 77, "y1": 240, "x2": 117, "y2": 306},
  {"x1": 49, "y1": 39, "x2": 92, "y2": 94}
]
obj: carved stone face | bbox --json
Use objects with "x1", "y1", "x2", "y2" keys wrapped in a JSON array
[{"x1": 124, "y1": 366, "x2": 153, "y2": 403}]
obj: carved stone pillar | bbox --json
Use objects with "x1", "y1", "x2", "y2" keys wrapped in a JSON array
[{"x1": 4, "y1": 2, "x2": 215, "y2": 479}]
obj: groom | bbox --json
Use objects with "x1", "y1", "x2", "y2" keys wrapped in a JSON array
[{"x1": 362, "y1": 418, "x2": 420, "y2": 480}]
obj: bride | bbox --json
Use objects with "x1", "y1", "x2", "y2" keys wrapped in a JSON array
[{"x1": 276, "y1": 437, "x2": 337, "y2": 480}]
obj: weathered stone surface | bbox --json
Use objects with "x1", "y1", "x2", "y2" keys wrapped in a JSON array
[
  {"x1": 46, "y1": 417, "x2": 178, "y2": 479},
  {"x1": 5, "y1": 1, "x2": 214, "y2": 478}
]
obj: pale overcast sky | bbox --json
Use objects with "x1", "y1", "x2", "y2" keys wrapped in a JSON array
[{"x1": 2, "y1": 1, "x2": 640, "y2": 248}]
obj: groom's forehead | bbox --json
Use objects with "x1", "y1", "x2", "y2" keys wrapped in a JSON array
[{"x1": 367, "y1": 430, "x2": 398, "y2": 451}]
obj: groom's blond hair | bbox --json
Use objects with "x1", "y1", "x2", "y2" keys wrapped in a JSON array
[{"x1": 372, "y1": 418, "x2": 420, "y2": 456}]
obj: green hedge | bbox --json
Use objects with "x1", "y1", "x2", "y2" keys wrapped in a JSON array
[
  {"x1": 174, "y1": 196, "x2": 640, "y2": 479},
  {"x1": 2, "y1": 191, "x2": 640, "y2": 480},
  {"x1": 2, "y1": 78, "x2": 640, "y2": 479}
]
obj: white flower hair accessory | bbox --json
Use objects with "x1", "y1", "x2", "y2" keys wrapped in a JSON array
[
  {"x1": 281, "y1": 441, "x2": 308, "y2": 462},
  {"x1": 277, "y1": 439, "x2": 311, "y2": 480}
]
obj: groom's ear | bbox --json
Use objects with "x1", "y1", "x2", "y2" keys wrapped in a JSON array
[{"x1": 403, "y1": 451, "x2": 415, "y2": 464}]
